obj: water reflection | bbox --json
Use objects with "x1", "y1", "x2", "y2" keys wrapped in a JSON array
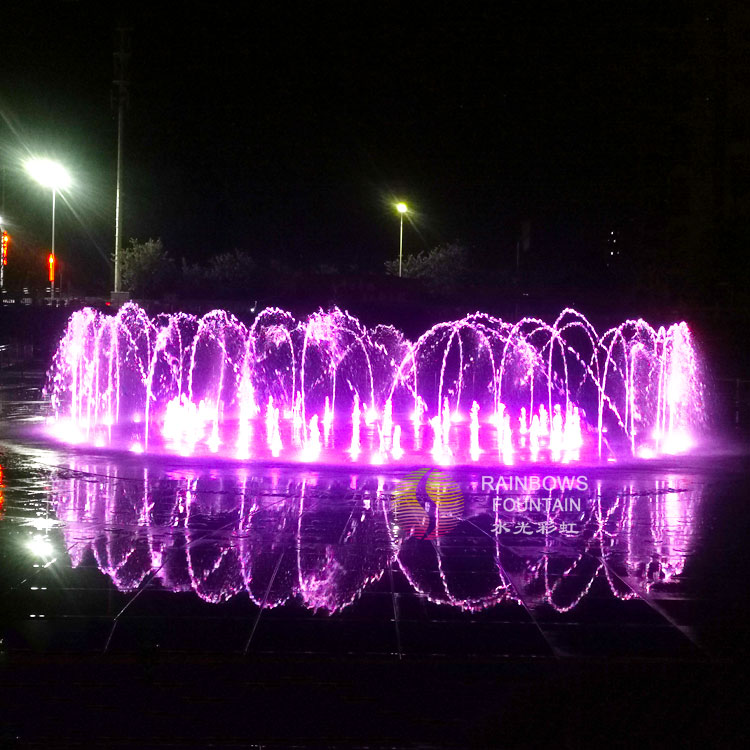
[{"x1": 51, "y1": 460, "x2": 702, "y2": 614}]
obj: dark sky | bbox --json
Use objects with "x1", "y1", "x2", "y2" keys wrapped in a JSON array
[{"x1": 0, "y1": 1, "x2": 731, "y2": 292}]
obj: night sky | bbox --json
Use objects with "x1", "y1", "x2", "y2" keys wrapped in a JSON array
[{"x1": 1, "y1": 1, "x2": 745, "y2": 297}]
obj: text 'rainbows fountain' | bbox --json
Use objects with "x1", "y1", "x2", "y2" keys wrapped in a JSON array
[{"x1": 44, "y1": 304, "x2": 704, "y2": 465}]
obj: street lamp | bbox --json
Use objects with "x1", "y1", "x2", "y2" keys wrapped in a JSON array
[
  {"x1": 25, "y1": 158, "x2": 71, "y2": 302},
  {"x1": 396, "y1": 201, "x2": 408, "y2": 277}
]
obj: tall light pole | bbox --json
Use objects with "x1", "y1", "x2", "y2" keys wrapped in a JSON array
[
  {"x1": 113, "y1": 25, "x2": 131, "y2": 296},
  {"x1": 396, "y1": 201, "x2": 408, "y2": 277},
  {"x1": 25, "y1": 158, "x2": 71, "y2": 302}
]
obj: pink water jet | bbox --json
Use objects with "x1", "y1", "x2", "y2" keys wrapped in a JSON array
[{"x1": 44, "y1": 304, "x2": 705, "y2": 465}]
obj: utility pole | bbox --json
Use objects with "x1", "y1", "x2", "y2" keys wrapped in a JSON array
[{"x1": 112, "y1": 25, "x2": 131, "y2": 298}]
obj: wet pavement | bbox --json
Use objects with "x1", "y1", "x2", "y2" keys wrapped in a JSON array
[{"x1": 1, "y1": 373, "x2": 750, "y2": 747}]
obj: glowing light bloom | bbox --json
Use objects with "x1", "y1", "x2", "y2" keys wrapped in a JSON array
[
  {"x1": 493, "y1": 404, "x2": 509, "y2": 459},
  {"x1": 291, "y1": 393, "x2": 304, "y2": 446},
  {"x1": 441, "y1": 397, "x2": 452, "y2": 445},
  {"x1": 549, "y1": 404, "x2": 563, "y2": 457},
  {"x1": 265, "y1": 396, "x2": 277, "y2": 439},
  {"x1": 391, "y1": 425, "x2": 404, "y2": 460},
  {"x1": 27, "y1": 535, "x2": 54, "y2": 558},
  {"x1": 382, "y1": 398, "x2": 393, "y2": 437},
  {"x1": 376, "y1": 424, "x2": 388, "y2": 458},
  {"x1": 322, "y1": 396, "x2": 334, "y2": 441},
  {"x1": 350, "y1": 394, "x2": 361, "y2": 459},
  {"x1": 25, "y1": 518, "x2": 60, "y2": 531},
  {"x1": 662, "y1": 429, "x2": 693, "y2": 455},
  {"x1": 268, "y1": 424, "x2": 282, "y2": 457},
  {"x1": 469, "y1": 401, "x2": 481, "y2": 461},
  {"x1": 539, "y1": 404, "x2": 549, "y2": 436},
  {"x1": 265, "y1": 399, "x2": 282, "y2": 457},
  {"x1": 25, "y1": 158, "x2": 71, "y2": 190},
  {"x1": 519, "y1": 407, "x2": 528, "y2": 435},
  {"x1": 236, "y1": 374, "x2": 258, "y2": 456},
  {"x1": 301, "y1": 415, "x2": 322, "y2": 461},
  {"x1": 563, "y1": 405, "x2": 583, "y2": 452},
  {"x1": 162, "y1": 396, "x2": 204, "y2": 449},
  {"x1": 129, "y1": 442, "x2": 144, "y2": 454},
  {"x1": 207, "y1": 425, "x2": 220, "y2": 453},
  {"x1": 530, "y1": 414, "x2": 541, "y2": 457},
  {"x1": 50, "y1": 418, "x2": 85, "y2": 445},
  {"x1": 501, "y1": 412, "x2": 514, "y2": 464},
  {"x1": 430, "y1": 416, "x2": 451, "y2": 464},
  {"x1": 411, "y1": 397, "x2": 426, "y2": 427}
]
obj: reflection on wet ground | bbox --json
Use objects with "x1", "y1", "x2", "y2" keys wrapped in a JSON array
[{"x1": 0, "y1": 441, "x2": 735, "y2": 661}]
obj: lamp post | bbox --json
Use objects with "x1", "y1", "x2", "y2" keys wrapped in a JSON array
[
  {"x1": 396, "y1": 201, "x2": 408, "y2": 277},
  {"x1": 25, "y1": 159, "x2": 70, "y2": 302}
]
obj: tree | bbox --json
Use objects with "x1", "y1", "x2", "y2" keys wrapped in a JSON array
[
  {"x1": 206, "y1": 249, "x2": 256, "y2": 289},
  {"x1": 120, "y1": 238, "x2": 176, "y2": 298},
  {"x1": 181, "y1": 249, "x2": 257, "y2": 299},
  {"x1": 385, "y1": 242, "x2": 469, "y2": 293}
]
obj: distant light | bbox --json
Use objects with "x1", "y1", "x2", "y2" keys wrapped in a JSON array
[
  {"x1": 396, "y1": 202, "x2": 408, "y2": 214},
  {"x1": 25, "y1": 158, "x2": 71, "y2": 190},
  {"x1": 27, "y1": 536, "x2": 54, "y2": 558},
  {"x1": 24, "y1": 518, "x2": 60, "y2": 531},
  {"x1": 662, "y1": 430, "x2": 693, "y2": 455}
]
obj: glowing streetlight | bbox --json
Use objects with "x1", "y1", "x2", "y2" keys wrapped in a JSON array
[
  {"x1": 24, "y1": 158, "x2": 71, "y2": 302},
  {"x1": 396, "y1": 202, "x2": 408, "y2": 277},
  {"x1": 27, "y1": 535, "x2": 54, "y2": 559}
]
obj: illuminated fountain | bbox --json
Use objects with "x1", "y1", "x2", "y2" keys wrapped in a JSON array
[{"x1": 44, "y1": 303, "x2": 704, "y2": 465}]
